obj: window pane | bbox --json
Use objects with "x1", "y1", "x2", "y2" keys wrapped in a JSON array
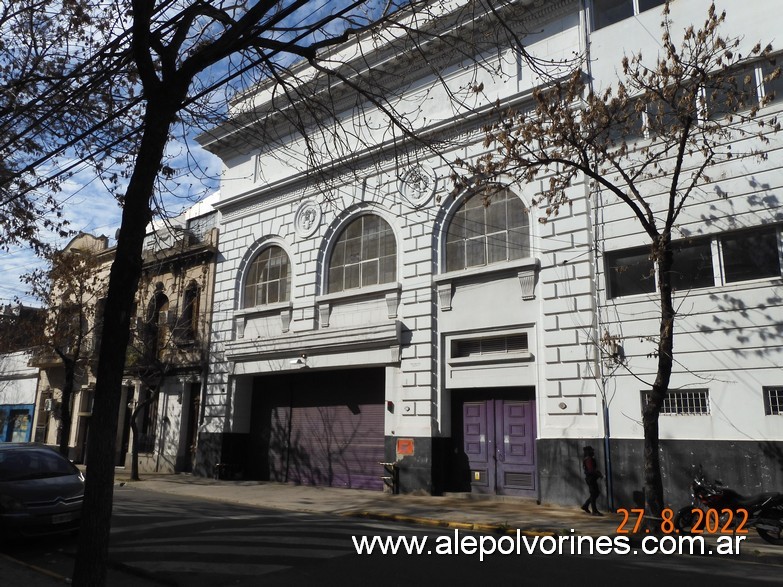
[
  {"x1": 637, "y1": 0, "x2": 665, "y2": 13},
  {"x1": 722, "y1": 228, "x2": 781, "y2": 283},
  {"x1": 344, "y1": 264, "x2": 360, "y2": 289},
  {"x1": 279, "y1": 276, "x2": 289, "y2": 301},
  {"x1": 331, "y1": 240, "x2": 345, "y2": 266},
  {"x1": 364, "y1": 230, "x2": 380, "y2": 259},
  {"x1": 507, "y1": 195, "x2": 528, "y2": 229},
  {"x1": 606, "y1": 247, "x2": 655, "y2": 298},
  {"x1": 762, "y1": 61, "x2": 783, "y2": 105},
  {"x1": 379, "y1": 256, "x2": 396, "y2": 283},
  {"x1": 328, "y1": 266, "x2": 343, "y2": 293},
  {"x1": 593, "y1": 0, "x2": 633, "y2": 30},
  {"x1": 361, "y1": 260, "x2": 379, "y2": 287},
  {"x1": 465, "y1": 236, "x2": 486, "y2": 267},
  {"x1": 706, "y1": 65, "x2": 758, "y2": 119},
  {"x1": 244, "y1": 283, "x2": 256, "y2": 308},
  {"x1": 670, "y1": 239, "x2": 714, "y2": 290},
  {"x1": 345, "y1": 219, "x2": 362, "y2": 239},
  {"x1": 486, "y1": 197, "x2": 505, "y2": 233},
  {"x1": 508, "y1": 228, "x2": 529, "y2": 259},
  {"x1": 465, "y1": 204, "x2": 485, "y2": 237},
  {"x1": 487, "y1": 231, "x2": 507, "y2": 264},
  {"x1": 380, "y1": 232, "x2": 396, "y2": 257},
  {"x1": 267, "y1": 261, "x2": 280, "y2": 281},
  {"x1": 447, "y1": 210, "x2": 466, "y2": 243},
  {"x1": 345, "y1": 236, "x2": 361, "y2": 264},
  {"x1": 446, "y1": 241, "x2": 464, "y2": 272},
  {"x1": 267, "y1": 281, "x2": 279, "y2": 304}
]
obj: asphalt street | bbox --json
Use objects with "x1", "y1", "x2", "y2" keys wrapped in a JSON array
[{"x1": 3, "y1": 485, "x2": 783, "y2": 586}]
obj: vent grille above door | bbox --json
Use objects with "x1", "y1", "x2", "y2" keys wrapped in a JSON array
[{"x1": 452, "y1": 333, "x2": 529, "y2": 359}]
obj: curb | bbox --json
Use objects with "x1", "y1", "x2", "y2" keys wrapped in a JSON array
[{"x1": 346, "y1": 511, "x2": 555, "y2": 537}]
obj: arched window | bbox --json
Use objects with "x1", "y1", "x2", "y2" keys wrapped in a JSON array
[
  {"x1": 445, "y1": 188, "x2": 530, "y2": 272},
  {"x1": 328, "y1": 215, "x2": 396, "y2": 293},
  {"x1": 243, "y1": 246, "x2": 291, "y2": 308}
]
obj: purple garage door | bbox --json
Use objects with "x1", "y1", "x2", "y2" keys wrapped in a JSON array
[
  {"x1": 254, "y1": 369, "x2": 385, "y2": 490},
  {"x1": 462, "y1": 393, "x2": 536, "y2": 497}
]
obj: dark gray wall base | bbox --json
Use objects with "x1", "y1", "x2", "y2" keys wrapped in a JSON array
[
  {"x1": 537, "y1": 438, "x2": 609, "y2": 512},
  {"x1": 537, "y1": 438, "x2": 783, "y2": 511},
  {"x1": 195, "y1": 432, "x2": 248, "y2": 479},
  {"x1": 384, "y1": 436, "x2": 450, "y2": 494}
]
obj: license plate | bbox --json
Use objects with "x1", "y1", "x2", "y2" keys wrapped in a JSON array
[{"x1": 52, "y1": 512, "x2": 75, "y2": 524}]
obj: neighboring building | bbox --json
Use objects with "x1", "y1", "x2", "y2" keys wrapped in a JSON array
[
  {"x1": 31, "y1": 196, "x2": 219, "y2": 474},
  {"x1": 196, "y1": 0, "x2": 783, "y2": 508},
  {"x1": 589, "y1": 1, "x2": 783, "y2": 505},
  {"x1": 0, "y1": 305, "x2": 45, "y2": 442},
  {"x1": 124, "y1": 194, "x2": 219, "y2": 473},
  {"x1": 30, "y1": 233, "x2": 111, "y2": 461}
]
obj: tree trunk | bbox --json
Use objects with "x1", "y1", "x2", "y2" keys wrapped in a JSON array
[
  {"x1": 130, "y1": 412, "x2": 140, "y2": 482},
  {"x1": 642, "y1": 237, "x2": 675, "y2": 519},
  {"x1": 58, "y1": 359, "x2": 75, "y2": 458},
  {"x1": 72, "y1": 96, "x2": 181, "y2": 586}
]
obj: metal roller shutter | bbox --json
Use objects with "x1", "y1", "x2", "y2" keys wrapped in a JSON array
[{"x1": 258, "y1": 368, "x2": 385, "y2": 490}]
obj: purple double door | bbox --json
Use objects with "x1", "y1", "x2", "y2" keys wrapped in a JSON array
[{"x1": 461, "y1": 392, "x2": 536, "y2": 496}]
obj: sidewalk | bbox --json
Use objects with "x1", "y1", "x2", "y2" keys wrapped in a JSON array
[{"x1": 126, "y1": 473, "x2": 783, "y2": 563}]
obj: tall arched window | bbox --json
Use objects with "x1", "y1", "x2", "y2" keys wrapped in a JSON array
[
  {"x1": 445, "y1": 188, "x2": 530, "y2": 272},
  {"x1": 243, "y1": 246, "x2": 291, "y2": 307},
  {"x1": 328, "y1": 215, "x2": 396, "y2": 293}
]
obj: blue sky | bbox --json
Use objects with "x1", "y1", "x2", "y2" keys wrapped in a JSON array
[
  {"x1": 0, "y1": 138, "x2": 221, "y2": 307},
  {"x1": 0, "y1": 0, "x2": 398, "y2": 307}
]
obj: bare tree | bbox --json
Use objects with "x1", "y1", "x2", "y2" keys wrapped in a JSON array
[{"x1": 456, "y1": 2, "x2": 779, "y2": 517}]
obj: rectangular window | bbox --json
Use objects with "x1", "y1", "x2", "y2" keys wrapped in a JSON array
[
  {"x1": 593, "y1": 0, "x2": 633, "y2": 30},
  {"x1": 764, "y1": 387, "x2": 783, "y2": 415},
  {"x1": 670, "y1": 238, "x2": 715, "y2": 291},
  {"x1": 642, "y1": 389, "x2": 710, "y2": 415},
  {"x1": 705, "y1": 64, "x2": 760, "y2": 119},
  {"x1": 593, "y1": 0, "x2": 665, "y2": 31},
  {"x1": 606, "y1": 247, "x2": 655, "y2": 298},
  {"x1": 721, "y1": 227, "x2": 781, "y2": 283}
]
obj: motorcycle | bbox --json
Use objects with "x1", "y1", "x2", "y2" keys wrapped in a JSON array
[{"x1": 674, "y1": 467, "x2": 783, "y2": 545}]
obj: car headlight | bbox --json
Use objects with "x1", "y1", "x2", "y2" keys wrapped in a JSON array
[{"x1": 0, "y1": 494, "x2": 25, "y2": 512}]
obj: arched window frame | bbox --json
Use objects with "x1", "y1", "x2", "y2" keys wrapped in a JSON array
[
  {"x1": 326, "y1": 213, "x2": 397, "y2": 294},
  {"x1": 443, "y1": 186, "x2": 531, "y2": 273},
  {"x1": 242, "y1": 245, "x2": 292, "y2": 308}
]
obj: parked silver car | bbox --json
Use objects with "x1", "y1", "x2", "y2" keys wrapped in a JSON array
[{"x1": 0, "y1": 443, "x2": 84, "y2": 538}]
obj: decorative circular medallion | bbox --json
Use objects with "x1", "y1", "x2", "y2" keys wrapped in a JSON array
[
  {"x1": 294, "y1": 200, "x2": 322, "y2": 238},
  {"x1": 398, "y1": 164, "x2": 437, "y2": 208}
]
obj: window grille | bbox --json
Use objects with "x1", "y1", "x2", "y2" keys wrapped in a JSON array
[
  {"x1": 642, "y1": 389, "x2": 710, "y2": 415},
  {"x1": 764, "y1": 387, "x2": 783, "y2": 416}
]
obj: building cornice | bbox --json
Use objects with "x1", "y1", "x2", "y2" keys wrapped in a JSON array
[{"x1": 198, "y1": 0, "x2": 578, "y2": 160}]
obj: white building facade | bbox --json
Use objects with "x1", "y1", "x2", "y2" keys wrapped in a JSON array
[{"x1": 197, "y1": 0, "x2": 783, "y2": 507}]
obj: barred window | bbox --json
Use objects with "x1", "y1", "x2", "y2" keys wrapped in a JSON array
[
  {"x1": 328, "y1": 215, "x2": 396, "y2": 293},
  {"x1": 764, "y1": 387, "x2": 783, "y2": 416},
  {"x1": 642, "y1": 389, "x2": 710, "y2": 416},
  {"x1": 243, "y1": 246, "x2": 291, "y2": 308},
  {"x1": 445, "y1": 188, "x2": 529, "y2": 272}
]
